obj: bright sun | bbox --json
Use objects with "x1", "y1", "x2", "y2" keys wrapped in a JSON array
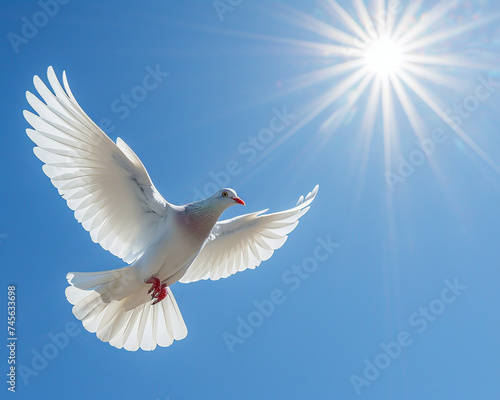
[
  {"x1": 276, "y1": 0, "x2": 500, "y2": 178},
  {"x1": 364, "y1": 36, "x2": 402, "y2": 76}
]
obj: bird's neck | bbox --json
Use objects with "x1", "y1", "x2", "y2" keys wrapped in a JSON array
[{"x1": 182, "y1": 200, "x2": 226, "y2": 240}]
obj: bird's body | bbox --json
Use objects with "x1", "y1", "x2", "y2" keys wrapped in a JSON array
[
  {"x1": 131, "y1": 197, "x2": 238, "y2": 286},
  {"x1": 25, "y1": 67, "x2": 319, "y2": 351},
  {"x1": 135, "y1": 204, "x2": 211, "y2": 285}
]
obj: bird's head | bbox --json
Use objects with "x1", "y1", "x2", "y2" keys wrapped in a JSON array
[{"x1": 211, "y1": 188, "x2": 245, "y2": 208}]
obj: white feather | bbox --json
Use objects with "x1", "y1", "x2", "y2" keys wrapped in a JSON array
[
  {"x1": 180, "y1": 185, "x2": 319, "y2": 283},
  {"x1": 26, "y1": 67, "x2": 317, "y2": 352}
]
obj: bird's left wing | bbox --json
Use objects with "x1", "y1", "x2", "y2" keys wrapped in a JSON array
[
  {"x1": 180, "y1": 185, "x2": 318, "y2": 283},
  {"x1": 24, "y1": 67, "x2": 171, "y2": 263}
]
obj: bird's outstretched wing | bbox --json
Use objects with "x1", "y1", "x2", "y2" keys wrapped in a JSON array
[
  {"x1": 24, "y1": 66, "x2": 170, "y2": 263},
  {"x1": 180, "y1": 185, "x2": 318, "y2": 283}
]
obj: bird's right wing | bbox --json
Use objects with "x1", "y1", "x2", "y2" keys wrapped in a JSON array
[
  {"x1": 180, "y1": 185, "x2": 318, "y2": 283},
  {"x1": 24, "y1": 67, "x2": 171, "y2": 263}
]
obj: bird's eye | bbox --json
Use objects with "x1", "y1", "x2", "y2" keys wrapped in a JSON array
[{"x1": 222, "y1": 191, "x2": 228, "y2": 197}]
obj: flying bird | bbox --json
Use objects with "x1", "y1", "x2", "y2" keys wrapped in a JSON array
[{"x1": 24, "y1": 67, "x2": 319, "y2": 351}]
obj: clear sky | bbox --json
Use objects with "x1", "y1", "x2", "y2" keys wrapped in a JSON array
[{"x1": 1, "y1": 0, "x2": 500, "y2": 399}]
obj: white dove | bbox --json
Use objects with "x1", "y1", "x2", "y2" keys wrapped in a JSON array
[{"x1": 24, "y1": 67, "x2": 319, "y2": 351}]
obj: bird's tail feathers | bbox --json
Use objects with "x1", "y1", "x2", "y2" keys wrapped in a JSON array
[{"x1": 65, "y1": 266, "x2": 187, "y2": 351}]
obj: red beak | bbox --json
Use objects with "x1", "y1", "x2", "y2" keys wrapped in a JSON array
[{"x1": 232, "y1": 196, "x2": 245, "y2": 206}]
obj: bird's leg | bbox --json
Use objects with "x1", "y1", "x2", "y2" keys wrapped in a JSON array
[
  {"x1": 151, "y1": 284, "x2": 168, "y2": 305},
  {"x1": 145, "y1": 277, "x2": 161, "y2": 297},
  {"x1": 145, "y1": 277, "x2": 168, "y2": 305}
]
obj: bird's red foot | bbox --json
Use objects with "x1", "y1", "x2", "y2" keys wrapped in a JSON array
[
  {"x1": 145, "y1": 277, "x2": 168, "y2": 305},
  {"x1": 152, "y1": 285, "x2": 168, "y2": 305},
  {"x1": 145, "y1": 277, "x2": 161, "y2": 296}
]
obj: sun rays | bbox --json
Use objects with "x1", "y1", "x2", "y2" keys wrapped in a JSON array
[
  {"x1": 201, "y1": 0, "x2": 499, "y2": 196},
  {"x1": 270, "y1": 0, "x2": 500, "y2": 180}
]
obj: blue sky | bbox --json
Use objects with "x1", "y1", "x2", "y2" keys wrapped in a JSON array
[{"x1": 1, "y1": 0, "x2": 500, "y2": 399}]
